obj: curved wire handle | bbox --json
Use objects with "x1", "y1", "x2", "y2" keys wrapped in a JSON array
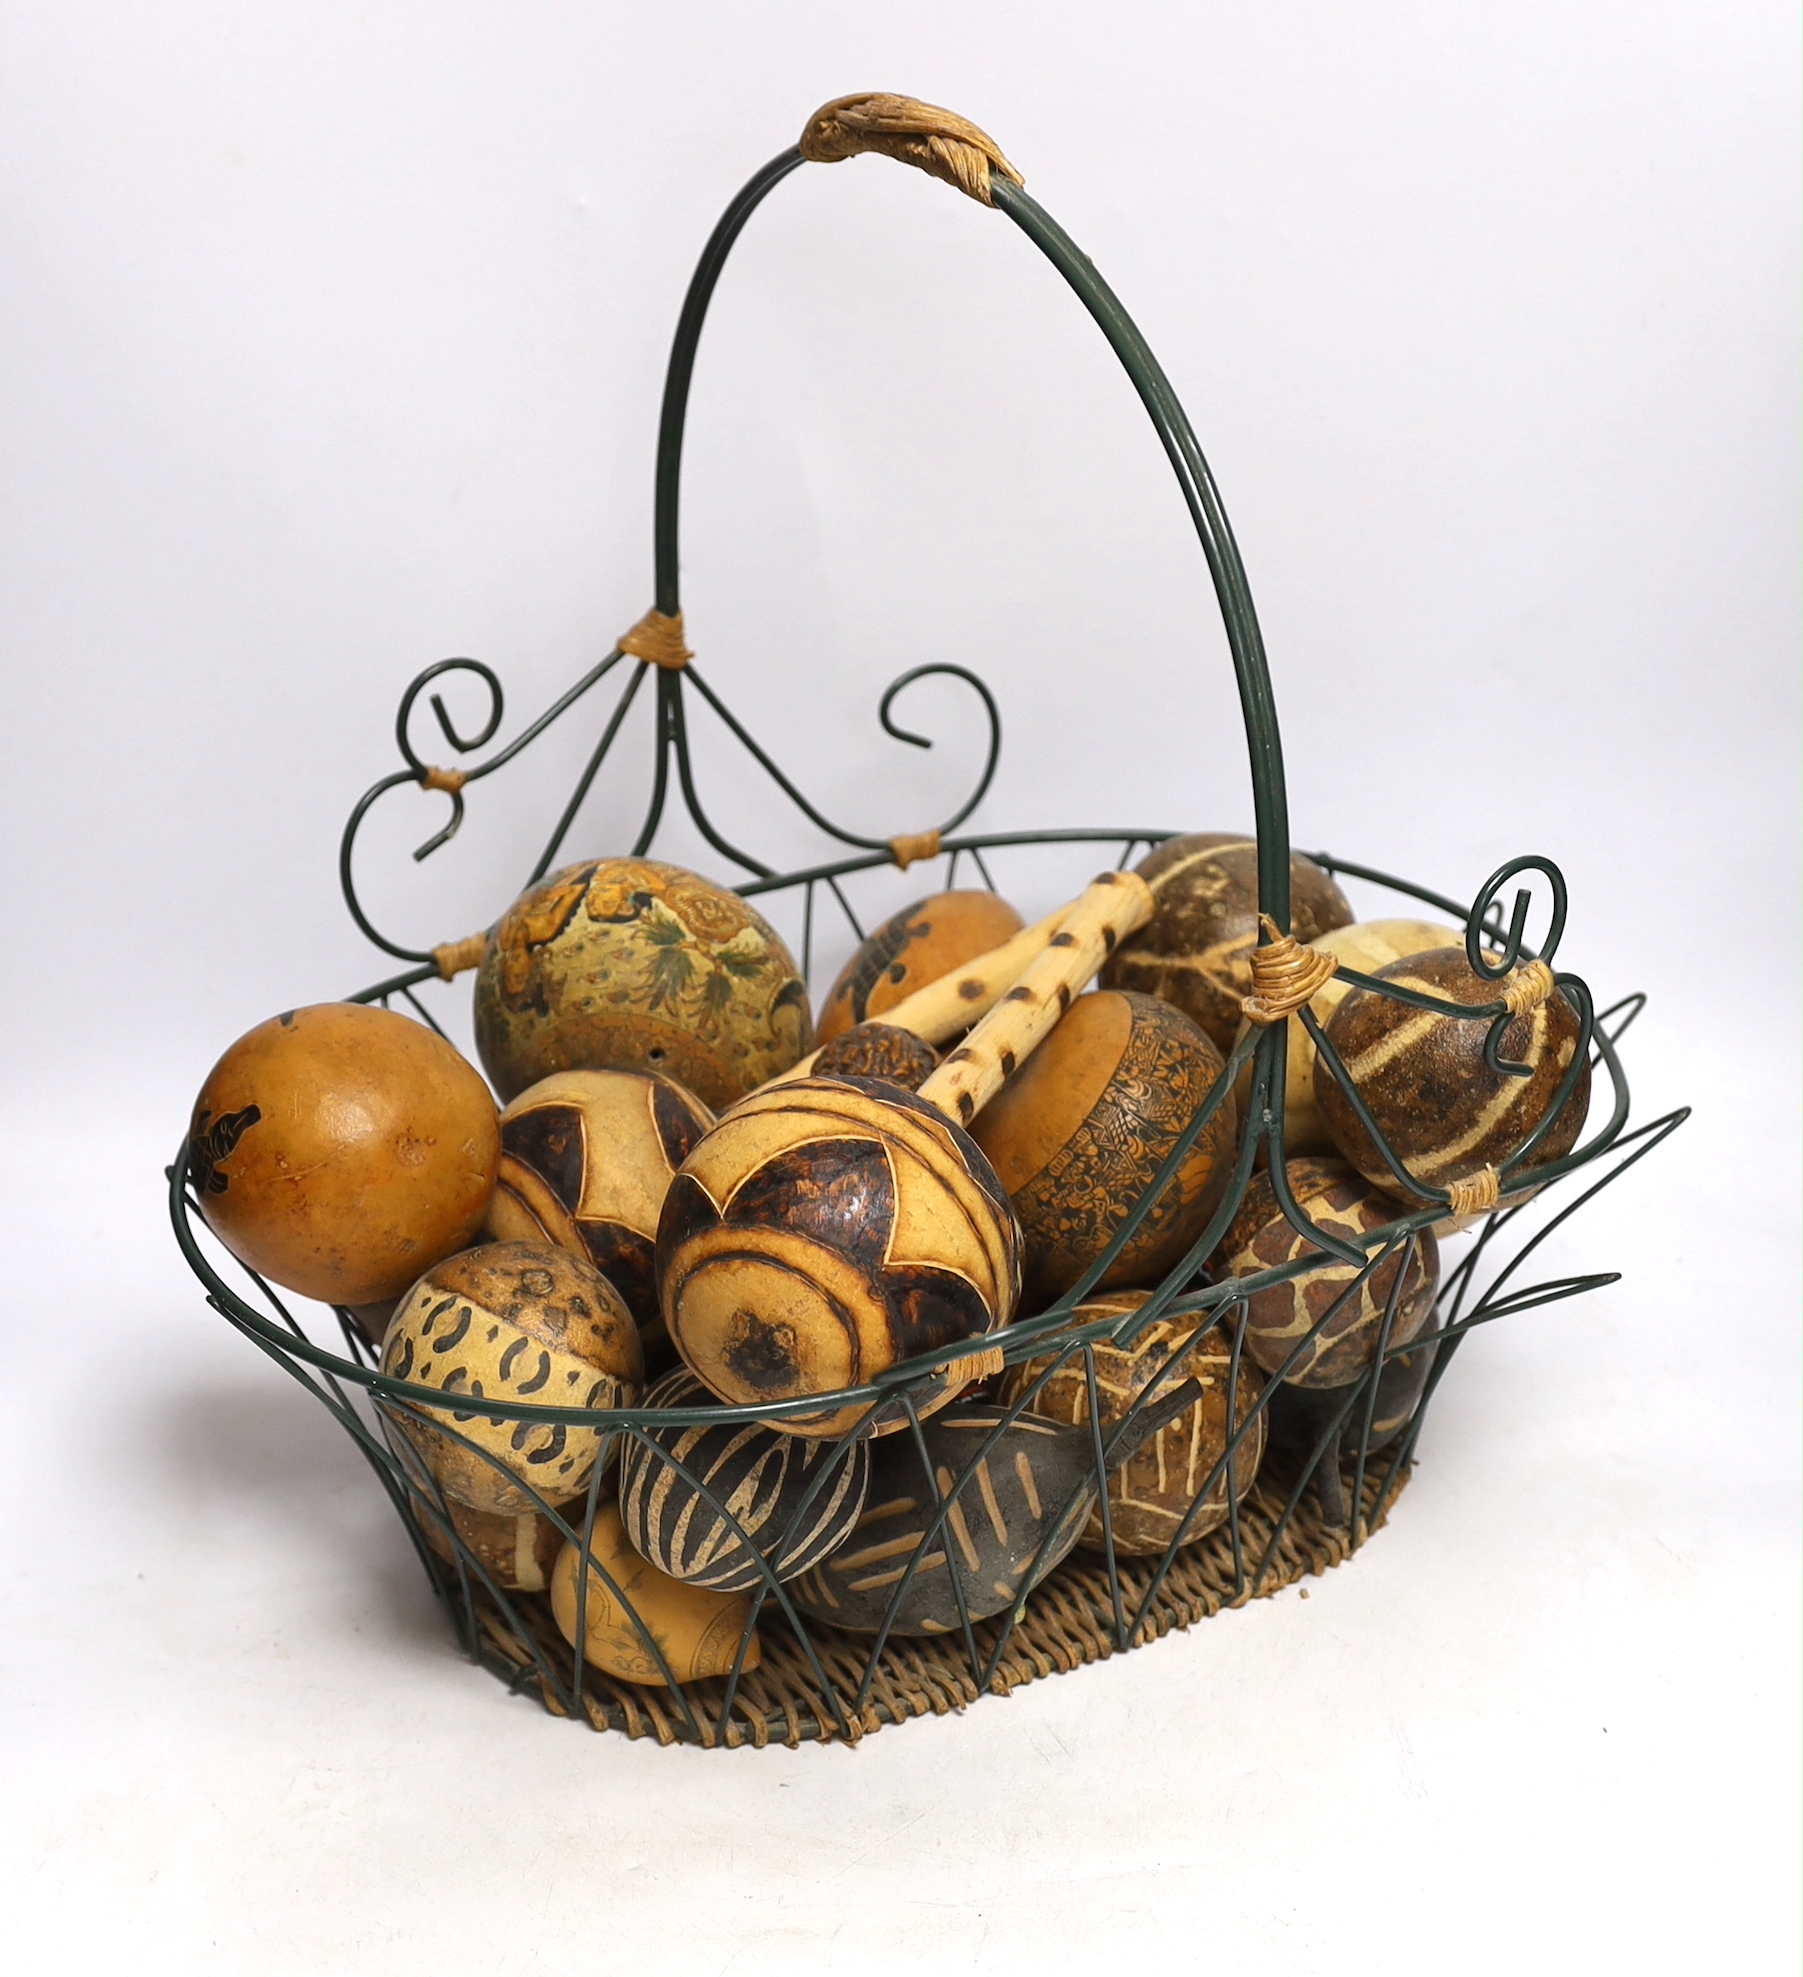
[
  {"x1": 648, "y1": 122, "x2": 1297, "y2": 927},
  {"x1": 336, "y1": 100, "x2": 1289, "y2": 968}
]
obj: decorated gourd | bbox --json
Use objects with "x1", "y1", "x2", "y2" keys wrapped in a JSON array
[
  {"x1": 550, "y1": 1503, "x2": 760, "y2": 1686},
  {"x1": 483, "y1": 1068, "x2": 713, "y2": 1371},
  {"x1": 617, "y1": 1367, "x2": 871, "y2": 1590},
  {"x1": 1219, "y1": 1159, "x2": 1437, "y2": 1386},
  {"x1": 657, "y1": 1074, "x2": 1020, "y2": 1437},
  {"x1": 1314, "y1": 948, "x2": 1591, "y2": 1207},
  {"x1": 810, "y1": 1022, "x2": 940, "y2": 1090},
  {"x1": 1264, "y1": 1311, "x2": 1441, "y2": 1526},
  {"x1": 417, "y1": 1494, "x2": 567, "y2": 1593},
  {"x1": 658, "y1": 873, "x2": 1154, "y2": 1435},
  {"x1": 787, "y1": 1390, "x2": 1197, "y2": 1635},
  {"x1": 1001, "y1": 1290, "x2": 1266, "y2": 1554},
  {"x1": 472, "y1": 857, "x2": 811, "y2": 1109},
  {"x1": 787, "y1": 1405, "x2": 1086, "y2": 1635},
  {"x1": 381, "y1": 1241, "x2": 642, "y2": 1514},
  {"x1": 970, "y1": 990, "x2": 1236, "y2": 1305},
  {"x1": 187, "y1": 1003, "x2": 499, "y2": 1306},
  {"x1": 816, "y1": 890, "x2": 1025, "y2": 1042},
  {"x1": 1100, "y1": 833, "x2": 1354, "y2": 1051},
  {"x1": 1234, "y1": 919, "x2": 1463, "y2": 1157}
]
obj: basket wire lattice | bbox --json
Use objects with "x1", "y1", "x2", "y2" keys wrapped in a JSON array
[{"x1": 169, "y1": 98, "x2": 1685, "y2": 1747}]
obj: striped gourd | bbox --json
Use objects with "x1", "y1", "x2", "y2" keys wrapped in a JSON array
[
  {"x1": 789, "y1": 1388, "x2": 1201, "y2": 1637},
  {"x1": 617, "y1": 1368, "x2": 871, "y2": 1592}
]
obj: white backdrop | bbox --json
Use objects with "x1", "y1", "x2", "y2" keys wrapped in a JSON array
[{"x1": 2, "y1": 5, "x2": 1797, "y2": 1972}]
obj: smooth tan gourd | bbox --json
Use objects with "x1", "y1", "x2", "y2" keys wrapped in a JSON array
[
  {"x1": 188, "y1": 1002, "x2": 499, "y2": 1305},
  {"x1": 550, "y1": 1504, "x2": 760, "y2": 1686}
]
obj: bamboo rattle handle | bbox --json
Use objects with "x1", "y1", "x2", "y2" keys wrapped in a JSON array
[
  {"x1": 752, "y1": 907, "x2": 1071, "y2": 1096},
  {"x1": 881, "y1": 907, "x2": 1068, "y2": 1044},
  {"x1": 919, "y1": 871, "x2": 1155, "y2": 1128}
]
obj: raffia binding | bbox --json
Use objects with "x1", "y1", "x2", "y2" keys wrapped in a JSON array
[
  {"x1": 1240, "y1": 914, "x2": 1340, "y2": 1024},
  {"x1": 888, "y1": 827, "x2": 942, "y2": 871},
  {"x1": 1501, "y1": 957, "x2": 1556, "y2": 1016},
  {"x1": 433, "y1": 933, "x2": 488, "y2": 981},
  {"x1": 954, "y1": 1343, "x2": 1006, "y2": 1383},
  {"x1": 1444, "y1": 1165, "x2": 1502, "y2": 1219},
  {"x1": 619, "y1": 607, "x2": 693, "y2": 671},
  {"x1": 422, "y1": 765, "x2": 468, "y2": 794},
  {"x1": 798, "y1": 94, "x2": 1023, "y2": 206},
  {"x1": 468, "y1": 1462, "x2": 1409, "y2": 1748}
]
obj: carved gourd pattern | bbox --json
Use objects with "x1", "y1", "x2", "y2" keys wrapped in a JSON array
[
  {"x1": 473, "y1": 857, "x2": 812, "y2": 1108},
  {"x1": 382, "y1": 1242, "x2": 642, "y2": 1514},
  {"x1": 618, "y1": 1367, "x2": 871, "y2": 1590},
  {"x1": 788, "y1": 1405, "x2": 1099, "y2": 1635},
  {"x1": 1221, "y1": 1160, "x2": 1438, "y2": 1388},
  {"x1": 1003, "y1": 1291, "x2": 1266, "y2": 1554}
]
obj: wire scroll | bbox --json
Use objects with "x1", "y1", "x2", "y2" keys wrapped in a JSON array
[{"x1": 339, "y1": 644, "x2": 1003, "y2": 964}]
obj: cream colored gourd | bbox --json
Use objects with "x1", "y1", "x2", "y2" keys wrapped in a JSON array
[{"x1": 381, "y1": 1242, "x2": 642, "y2": 1514}]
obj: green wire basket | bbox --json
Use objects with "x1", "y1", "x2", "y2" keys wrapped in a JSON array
[{"x1": 170, "y1": 94, "x2": 1683, "y2": 1748}]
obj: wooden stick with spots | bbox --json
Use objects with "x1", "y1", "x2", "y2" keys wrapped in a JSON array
[
  {"x1": 918, "y1": 871, "x2": 1155, "y2": 1128},
  {"x1": 754, "y1": 906, "x2": 1073, "y2": 1094}
]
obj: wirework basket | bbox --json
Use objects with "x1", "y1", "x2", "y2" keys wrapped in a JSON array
[{"x1": 169, "y1": 95, "x2": 1683, "y2": 1748}]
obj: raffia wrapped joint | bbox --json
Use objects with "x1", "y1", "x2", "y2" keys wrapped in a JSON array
[
  {"x1": 1240, "y1": 914, "x2": 1341, "y2": 1023},
  {"x1": 798, "y1": 93, "x2": 1023, "y2": 206},
  {"x1": 432, "y1": 932, "x2": 488, "y2": 981},
  {"x1": 888, "y1": 827, "x2": 943, "y2": 871},
  {"x1": 618, "y1": 607, "x2": 693, "y2": 671},
  {"x1": 1443, "y1": 1165, "x2": 1502, "y2": 1220},
  {"x1": 1501, "y1": 957, "x2": 1556, "y2": 1015}
]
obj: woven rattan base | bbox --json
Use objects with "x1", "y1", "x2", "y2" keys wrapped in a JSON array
[{"x1": 463, "y1": 1462, "x2": 1410, "y2": 1748}]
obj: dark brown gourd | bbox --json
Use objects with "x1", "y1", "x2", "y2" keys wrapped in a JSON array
[
  {"x1": 810, "y1": 1022, "x2": 940, "y2": 1090},
  {"x1": 789, "y1": 1377, "x2": 1205, "y2": 1634},
  {"x1": 1001, "y1": 1289, "x2": 1266, "y2": 1554},
  {"x1": 617, "y1": 1367, "x2": 871, "y2": 1590},
  {"x1": 1218, "y1": 1159, "x2": 1438, "y2": 1386},
  {"x1": 969, "y1": 990, "x2": 1236, "y2": 1305},
  {"x1": 1314, "y1": 947, "x2": 1590, "y2": 1206},
  {"x1": 1100, "y1": 833, "x2": 1353, "y2": 1051},
  {"x1": 1264, "y1": 1312, "x2": 1441, "y2": 1526},
  {"x1": 1231, "y1": 918, "x2": 1464, "y2": 1157}
]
